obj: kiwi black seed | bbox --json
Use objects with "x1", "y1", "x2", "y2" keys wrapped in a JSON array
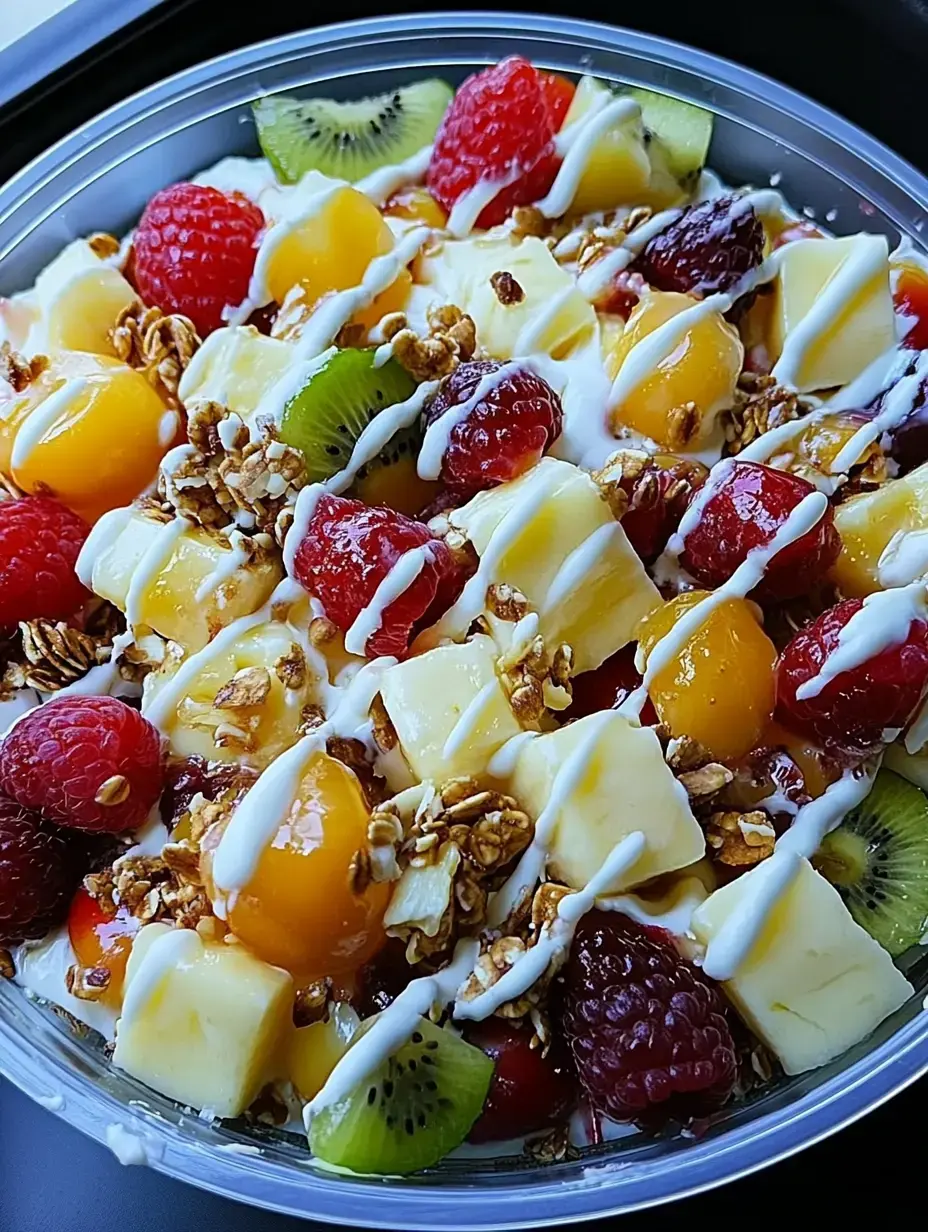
[
  {"x1": 309, "y1": 1014, "x2": 493, "y2": 1175},
  {"x1": 813, "y1": 768, "x2": 928, "y2": 956},
  {"x1": 253, "y1": 79, "x2": 453, "y2": 185}
]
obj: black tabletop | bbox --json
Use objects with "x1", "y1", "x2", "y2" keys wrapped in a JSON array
[{"x1": 0, "y1": 2, "x2": 925, "y2": 1228}]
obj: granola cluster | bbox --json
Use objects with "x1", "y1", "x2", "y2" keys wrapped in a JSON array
[
  {"x1": 160, "y1": 409, "x2": 306, "y2": 536},
  {"x1": 593, "y1": 449, "x2": 708, "y2": 527},
  {"x1": 0, "y1": 342, "x2": 48, "y2": 395},
  {"x1": 1, "y1": 602, "x2": 123, "y2": 698},
  {"x1": 111, "y1": 301, "x2": 201, "y2": 408},
  {"x1": 376, "y1": 303, "x2": 478, "y2": 382},
  {"x1": 488, "y1": 587, "x2": 573, "y2": 720}
]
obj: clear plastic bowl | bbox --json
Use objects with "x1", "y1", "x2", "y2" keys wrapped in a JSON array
[{"x1": 1, "y1": 13, "x2": 927, "y2": 1228}]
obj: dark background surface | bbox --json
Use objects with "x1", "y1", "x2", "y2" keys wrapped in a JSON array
[{"x1": 0, "y1": 0, "x2": 924, "y2": 1227}]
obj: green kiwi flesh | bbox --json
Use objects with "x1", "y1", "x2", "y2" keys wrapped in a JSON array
[
  {"x1": 625, "y1": 87, "x2": 713, "y2": 186},
  {"x1": 279, "y1": 348, "x2": 418, "y2": 486},
  {"x1": 814, "y1": 768, "x2": 928, "y2": 956},
  {"x1": 253, "y1": 79, "x2": 453, "y2": 185},
  {"x1": 309, "y1": 1015, "x2": 494, "y2": 1175}
]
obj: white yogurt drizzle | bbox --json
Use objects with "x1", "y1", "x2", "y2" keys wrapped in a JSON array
[
  {"x1": 124, "y1": 516, "x2": 190, "y2": 630},
  {"x1": 771, "y1": 234, "x2": 889, "y2": 388},
  {"x1": 486, "y1": 729, "x2": 539, "y2": 778},
  {"x1": 535, "y1": 97, "x2": 641, "y2": 220},
  {"x1": 355, "y1": 145, "x2": 433, "y2": 206},
  {"x1": 625, "y1": 492, "x2": 829, "y2": 721},
  {"x1": 344, "y1": 545, "x2": 431, "y2": 656},
  {"x1": 10, "y1": 378, "x2": 87, "y2": 469},
  {"x1": 576, "y1": 208, "x2": 682, "y2": 300},
  {"x1": 487, "y1": 710, "x2": 619, "y2": 928},
  {"x1": 828, "y1": 347, "x2": 928, "y2": 474},
  {"x1": 193, "y1": 528, "x2": 253, "y2": 605},
  {"x1": 441, "y1": 679, "x2": 500, "y2": 763},
  {"x1": 512, "y1": 285, "x2": 582, "y2": 354},
  {"x1": 305, "y1": 937, "x2": 480, "y2": 1121},
  {"x1": 446, "y1": 170, "x2": 521, "y2": 238},
  {"x1": 328, "y1": 379, "x2": 439, "y2": 493},
  {"x1": 878, "y1": 528, "x2": 928, "y2": 588},
  {"x1": 282, "y1": 483, "x2": 324, "y2": 576},
  {"x1": 796, "y1": 581, "x2": 928, "y2": 701},
  {"x1": 119, "y1": 927, "x2": 202, "y2": 1028},
  {"x1": 702, "y1": 764, "x2": 878, "y2": 980},
  {"x1": 541, "y1": 521, "x2": 622, "y2": 615},
  {"x1": 417, "y1": 362, "x2": 521, "y2": 480},
  {"x1": 455, "y1": 831, "x2": 647, "y2": 1021},
  {"x1": 74, "y1": 506, "x2": 133, "y2": 589}
]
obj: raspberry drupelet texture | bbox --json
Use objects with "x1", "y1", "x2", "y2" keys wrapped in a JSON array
[
  {"x1": 0, "y1": 794, "x2": 77, "y2": 944},
  {"x1": 423, "y1": 360, "x2": 564, "y2": 496},
  {"x1": 131, "y1": 182, "x2": 265, "y2": 337},
  {"x1": 0, "y1": 496, "x2": 90, "y2": 631},
  {"x1": 775, "y1": 598, "x2": 928, "y2": 751},
  {"x1": 633, "y1": 195, "x2": 765, "y2": 298},
  {"x1": 292, "y1": 494, "x2": 466, "y2": 658},
  {"x1": 427, "y1": 57, "x2": 560, "y2": 229},
  {"x1": 559, "y1": 911, "x2": 737, "y2": 1123},
  {"x1": 0, "y1": 696, "x2": 164, "y2": 834},
  {"x1": 680, "y1": 460, "x2": 841, "y2": 602}
]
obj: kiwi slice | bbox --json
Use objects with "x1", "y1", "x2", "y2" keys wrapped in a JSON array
[
  {"x1": 310, "y1": 1015, "x2": 493, "y2": 1175},
  {"x1": 253, "y1": 79, "x2": 453, "y2": 185},
  {"x1": 625, "y1": 87, "x2": 713, "y2": 186},
  {"x1": 279, "y1": 348, "x2": 418, "y2": 487},
  {"x1": 813, "y1": 768, "x2": 928, "y2": 956}
]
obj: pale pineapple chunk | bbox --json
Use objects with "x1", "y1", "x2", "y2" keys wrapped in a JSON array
[
  {"x1": 771, "y1": 235, "x2": 896, "y2": 392},
  {"x1": 559, "y1": 76, "x2": 653, "y2": 215},
  {"x1": 831, "y1": 463, "x2": 928, "y2": 596},
  {"x1": 691, "y1": 859, "x2": 912, "y2": 1075},
  {"x1": 421, "y1": 235, "x2": 595, "y2": 360},
  {"x1": 511, "y1": 712, "x2": 705, "y2": 891},
  {"x1": 449, "y1": 458, "x2": 661, "y2": 674},
  {"x1": 379, "y1": 635, "x2": 523, "y2": 783},
  {"x1": 88, "y1": 508, "x2": 282, "y2": 651},
  {"x1": 144, "y1": 618, "x2": 324, "y2": 769},
  {"x1": 27, "y1": 238, "x2": 136, "y2": 358},
  {"x1": 178, "y1": 325, "x2": 294, "y2": 418},
  {"x1": 114, "y1": 923, "x2": 293, "y2": 1118}
]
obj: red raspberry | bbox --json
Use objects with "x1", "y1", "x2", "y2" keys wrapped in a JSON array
[
  {"x1": 131, "y1": 183, "x2": 265, "y2": 337},
  {"x1": 538, "y1": 72, "x2": 575, "y2": 130},
  {"x1": 422, "y1": 360, "x2": 563, "y2": 496},
  {"x1": 633, "y1": 195, "x2": 765, "y2": 297},
  {"x1": 775, "y1": 598, "x2": 928, "y2": 751},
  {"x1": 0, "y1": 794, "x2": 76, "y2": 944},
  {"x1": 568, "y1": 645, "x2": 658, "y2": 726},
  {"x1": 559, "y1": 911, "x2": 737, "y2": 1123},
  {"x1": 0, "y1": 496, "x2": 89, "y2": 631},
  {"x1": 292, "y1": 494, "x2": 465, "y2": 659},
  {"x1": 463, "y1": 1018, "x2": 577, "y2": 1143},
  {"x1": 680, "y1": 460, "x2": 840, "y2": 602},
  {"x1": 161, "y1": 755, "x2": 258, "y2": 827},
  {"x1": 427, "y1": 57, "x2": 559, "y2": 229},
  {"x1": 0, "y1": 696, "x2": 163, "y2": 833},
  {"x1": 612, "y1": 454, "x2": 708, "y2": 566}
]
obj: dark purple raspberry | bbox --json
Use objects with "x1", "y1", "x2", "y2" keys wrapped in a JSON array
[
  {"x1": 161, "y1": 755, "x2": 258, "y2": 826},
  {"x1": 633, "y1": 195, "x2": 765, "y2": 298},
  {"x1": 0, "y1": 794, "x2": 76, "y2": 944},
  {"x1": 558, "y1": 911, "x2": 737, "y2": 1124}
]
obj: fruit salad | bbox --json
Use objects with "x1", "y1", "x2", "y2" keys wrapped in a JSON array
[{"x1": 2, "y1": 55, "x2": 927, "y2": 1176}]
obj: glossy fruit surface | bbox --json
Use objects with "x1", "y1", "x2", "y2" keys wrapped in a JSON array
[
  {"x1": 633, "y1": 195, "x2": 764, "y2": 297},
  {"x1": 0, "y1": 496, "x2": 89, "y2": 629},
  {"x1": 0, "y1": 794, "x2": 76, "y2": 945},
  {"x1": 68, "y1": 886, "x2": 140, "y2": 1004}
]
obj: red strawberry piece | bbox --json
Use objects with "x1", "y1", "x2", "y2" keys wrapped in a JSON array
[
  {"x1": 775, "y1": 597, "x2": 928, "y2": 750},
  {"x1": 422, "y1": 360, "x2": 563, "y2": 496},
  {"x1": 131, "y1": 183, "x2": 265, "y2": 337},
  {"x1": 633, "y1": 195, "x2": 765, "y2": 297},
  {"x1": 292, "y1": 494, "x2": 465, "y2": 658},
  {"x1": 0, "y1": 794, "x2": 77, "y2": 944},
  {"x1": 0, "y1": 696, "x2": 163, "y2": 834},
  {"x1": 463, "y1": 1017, "x2": 577, "y2": 1143},
  {"x1": 0, "y1": 496, "x2": 89, "y2": 631},
  {"x1": 569, "y1": 645, "x2": 658, "y2": 726},
  {"x1": 772, "y1": 220, "x2": 827, "y2": 248},
  {"x1": 590, "y1": 268, "x2": 647, "y2": 318},
  {"x1": 559, "y1": 910, "x2": 737, "y2": 1124},
  {"x1": 610, "y1": 453, "x2": 708, "y2": 566},
  {"x1": 427, "y1": 57, "x2": 559, "y2": 229},
  {"x1": 895, "y1": 264, "x2": 928, "y2": 352},
  {"x1": 538, "y1": 72, "x2": 575, "y2": 130},
  {"x1": 680, "y1": 459, "x2": 840, "y2": 602}
]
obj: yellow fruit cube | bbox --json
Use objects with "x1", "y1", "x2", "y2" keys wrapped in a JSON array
[
  {"x1": 379, "y1": 635, "x2": 523, "y2": 783},
  {"x1": 510, "y1": 712, "x2": 705, "y2": 892},
  {"x1": 114, "y1": 923, "x2": 293, "y2": 1118},
  {"x1": 770, "y1": 235, "x2": 895, "y2": 392},
  {"x1": 831, "y1": 463, "x2": 928, "y2": 596},
  {"x1": 287, "y1": 1003, "x2": 359, "y2": 1101},
  {"x1": 691, "y1": 859, "x2": 912, "y2": 1074},
  {"x1": 178, "y1": 326, "x2": 294, "y2": 419},
  {"x1": 558, "y1": 76, "x2": 653, "y2": 216}
]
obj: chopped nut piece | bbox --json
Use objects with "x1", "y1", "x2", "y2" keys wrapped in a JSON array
[
  {"x1": 370, "y1": 692, "x2": 399, "y2": 752},
  {"x1": 667, "y1": 400, "x2": 701, "y2": 450},
  {"x1": 498, "y1": 627, "x2": 574, "y2": 721},
  {"x1": 0, "y1": 342, "x2": 47, "y2": 393},
  {"x1": 111, "y1": 300, "x2": 200, "y2": 406},
  {"x1": 490, "y1": 270, "x2": 525, "y2": 305},
  {"x1": 530, "y1": 881, "x2": 572, "y2": 933},
  {"x1": 4, "y1": 617, "x2": 113, "y2": 693},
  {"x1": 87, "y1": 232, "x2": 121, "y2": 260},
  {"x1": 725, "y1": 372, "x2": 807, "y2": 455},
  {"x1": 389, "y1": 303, "x2": 477, "y2": 382},
  {"x1": 661, "y1": 731, "x2": 713, "y2": 773},
  {"x1": 377, "y1": 312, "x2": 408, "y2": 342},
  {"x1": 293, "y1": 978, "x2": 331, "y2": 1027},
  {"x1": 510, "y1": 205, "x2": 548, "y2": 238},
  {"x1": 308, "y1": 616, "x2": 339, "y2": 648},
  {"x1": 677, "y1": 762, "x2": 735, "y2": 801},
  {"x1": 348, "y1": 846, "x2": 373, "y2": 894},
  {"x1": 274, "y1": 643, "x2": 307, "y2": 691},
  {"x1": 486, "y1": 582, "x2": 529, "y2": 622},
  {"x1": 95, "y1": 775, "x2": 131, "y2": 807},
  {"x1": 66, "y1": 964, "x2": 112, "y2": 1001},
  {"x1": 0, "y1": 948, "x2": 13, "y2": 979},
  {"x1": 299, "y1": 703, "x2": 326, "y2": 733},
  {"x1": 161, "y1": 840, "x2": 202, "y2": 883},
  {"x1": 706, "y1": 809, "x2": 776, "y2": 866},
  {"x1": 213, "y1": 665, "x2": 272, "y2": 710},
  {"x1": 524, "y1": 1125, "x2": 578, "y2": 1164}
]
